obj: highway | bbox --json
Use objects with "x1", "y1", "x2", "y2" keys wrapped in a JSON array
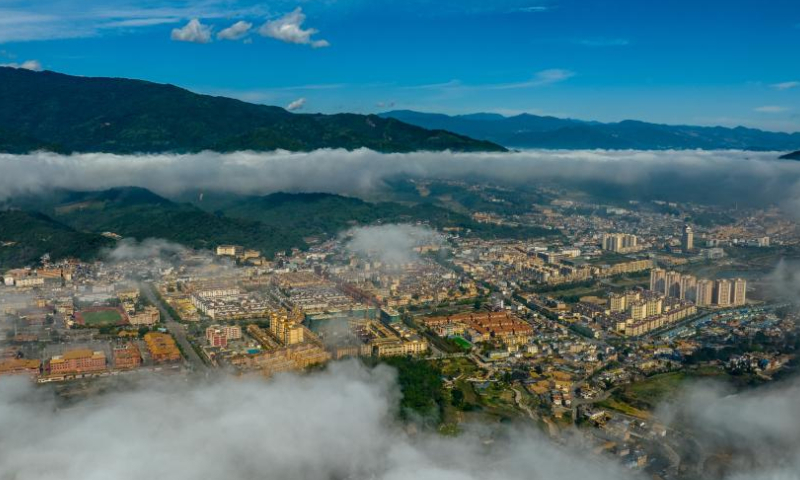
[{"x1": 141, "y1": 283, "x2": 208, "y2": 371}]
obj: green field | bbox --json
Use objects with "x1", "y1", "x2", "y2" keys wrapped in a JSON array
[
  {"x1": 81, "y1": 309, "x2": 124, "y2": 326},
  {"x1": 615, "y1": 368, "x2": 729, "y2": 410},
  {"x1": 452, "y1": 336, "x2": 472, "y2": 350}
]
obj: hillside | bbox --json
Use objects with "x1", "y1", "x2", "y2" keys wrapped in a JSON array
[
  {"x1": 779, "y1": 151, "x2": 800, "y2": 160},
  {"x1": 0, "y1": 68, "x2": 504, "y2": 154},
  {"x1": 204, "y1": 191, "x2": 555, "y2": 240},
  {"x1": 2, "y1": 187, "x2": 555, "y2": 268},
  {"x1": 381, "y1": 110, "x2": 800, "y2": 151},
  {"x1": 0, "y1": 210, "x2": 113, "y2": 268}
]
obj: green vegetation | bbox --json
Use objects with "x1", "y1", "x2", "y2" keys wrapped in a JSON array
[
  {"x1": 3, "y1": 188, "x2": 557, "y2": 268},
  {"x1": 0, "y1": 67, "x2": 504, "y2": 154},
  {"x1": 613, "y1": 368, "x2": 729, "y2": 411},
  {"x1": 451, "y1": 336, "x2": 472, "y2": 350},
  {"x1": 81, "y1": 309, "x2": 124, "y2": 326},
  {"x1": 0, "y1": 210, "x2": 113, "y2": 269},
  {"x1": 211, "y1": 192, "x2": 557, "y2": 241},
  {"x1": 596, "y1": 398, "x2": 650, "y2": 419},
  {"x1": 363, "y1": 356, "x2": 445, "y2": 423}
]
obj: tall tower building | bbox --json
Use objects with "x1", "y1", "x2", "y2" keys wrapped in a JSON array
[
  {"x1": 732, "y1": 278, "x2": 747, "y2": 306},
  {"x1": 666, "y1": 271, "x2": 683, "y2": 298},
  {"x1": 680, "y1": 274, "x2": 697, "y2": 301},
  {"x1": 682, "y1": 225, "x2": 694, "y2": 252},
  {"x1": 715, "y1": 279, "x2": 732, "y2": 307},
  {"x1": 696, "y1": 279, "x2": 714, "y2": 307},
  {"x1": 650, "y1": 268, "x2": 667, "y2": 294}
]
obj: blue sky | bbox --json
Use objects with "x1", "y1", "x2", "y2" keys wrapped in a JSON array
[{"x1": 2, "y1": 0, "x2": 800, "y2": 131}]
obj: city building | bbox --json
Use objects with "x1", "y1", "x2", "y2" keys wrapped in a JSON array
[
  {"x1": 113, "y1": 343, "x2": 142, "y2": 369},
  {"x1": 144, "y1": 332, "x2": 181, "y2": 363},
  {"x1": 49, "y1": 349, "x2": 106, "y2": 375},
  {"x1": 715, "y1": 279, "x2": 732, "y2": 307},
  {"x1": 601, "y1": 233, "x2": 638, "y2": 253},
  {"x1": 216, "y1": 245, "x2": 244, "y2": 257},
  {"x1": 682, "y1": 225, "x2": 694, "y2": 252},
  {"x1": 696, "y1": 279, "x2": 715, "y2": 307},
  {"x1": 205, "y1": 325, "x2": 242, "y2": 347},
  {"x1": 128, "y1": 306, "x2": 160, "y2": 326},
  {"x1": 732, "y1": 278, "x2": 747, "y2": 306},
  {"x1": 0, "y1": 358, "x2": 41, "y2": 377}
]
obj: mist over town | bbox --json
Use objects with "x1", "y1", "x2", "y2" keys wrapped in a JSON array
[{"x1": 2, "y1": 1, "x2": 800, "y2": 479}]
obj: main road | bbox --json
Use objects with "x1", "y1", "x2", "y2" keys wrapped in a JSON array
[{"x1": 141, "y1": 283, "x2": 208, "y2": 371}]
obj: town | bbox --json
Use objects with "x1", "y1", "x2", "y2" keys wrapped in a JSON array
[{"x1": 1, "y1": 186, "x2": 798, "y2": 480}]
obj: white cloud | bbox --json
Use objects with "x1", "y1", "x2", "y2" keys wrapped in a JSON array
[
  {"x1": 514, "y1": 6, "x2": 550, "y2": 12},
  {"x1": 258, "y1": 7, "x2": 329, "y2": 48},
  {"x1": 286, "y1": 97, "x2": 307, "y2": 111},
  {"x1": 217, "y1": 20, "x2": 252, "y2": 40},
  {"x1": 755, "y1": 105, "x2": 789, "y2": 113},
  {"x1": 489, "y1": 68, "x2": 575, "y2": 89},
  {"x1": 0, "y1": 361, "x2": 637, "y2": 480},
  {"x1": 345, "y1": 224, "x2": 442, "y2": 265},
  {"x1": 0, "y1": 1, "x2": 268, "y2": 43},
  {"x1": 0, "y1": 59, "x2": 42, "y2": 71},
  {"x1": 0, "y1": 149, "x2": 795, "y2": 209},
  {"x1": 170, "y1": 18, "x2": 212, "y2": 43},
  {"x1": 104, "y1": 17, "x2": 181, "y2": 28},
  {"x1": 771, "y1": 81, "x2": 800, "y2": 91}
]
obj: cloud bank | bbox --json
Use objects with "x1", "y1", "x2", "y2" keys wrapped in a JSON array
[
  {"x1": 0, "y1": 361, "x2": 638, "y2": 480},
  {"x1": 659, "y1": 376, "x2": 800, "y2": 480},
  {"x1": 0, "y1": 149, "x2": 799, "y2": 208}
]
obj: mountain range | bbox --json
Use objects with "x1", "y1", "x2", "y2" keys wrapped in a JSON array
[
  {"x1": 0, "y1": 67, "x2": 503, "y2": 154},
  {"x1": 380, "y1": 110, "x2": 800, "y2": 151},
  {"x1": 780, "y1": 151, "x2": 800, "y2": 160}
]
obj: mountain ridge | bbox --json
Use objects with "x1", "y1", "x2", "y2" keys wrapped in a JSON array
[
  {"x1": 0, "y1": 67, "x2": 504, "y2": 154},
  {"x1": 380, "y1": 110, "x2": 800, "y2": 151}
]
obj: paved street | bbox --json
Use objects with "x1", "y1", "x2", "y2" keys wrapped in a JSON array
[{"x1": 141, "y1": 283, "x2": 208, "y2": 371}]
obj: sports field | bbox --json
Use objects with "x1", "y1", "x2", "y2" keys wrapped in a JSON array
[{"x1": 79, "y1": 308, "x2": 124, "y2": 326}]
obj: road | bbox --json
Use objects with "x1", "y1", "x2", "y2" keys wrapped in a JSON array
[{"x1": 141, "y1": 283, "x2": 208, "y2": 371}]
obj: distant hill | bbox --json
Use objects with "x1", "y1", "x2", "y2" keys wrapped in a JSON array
[
  {"x1": 0, "y1": 210, "x2": 113, "y2": 269},
  {"x1": 0, "y1": 68, "x2": 504, "y2": 154},
  {"x1": 202, "y1": 191, "x2": 555, "y2": 240},
  {"x1": 779, "y1": 150, "x2": 800, "y2": 160},
  {"x1": 381, "y1": 110, "x2": 800, "y2": 151},
  {"x1": 1, "y1": 187, "x2": 555, "y2": 268}
]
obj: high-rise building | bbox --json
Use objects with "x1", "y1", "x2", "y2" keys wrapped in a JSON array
[
  {"x1": 609, "y1": 293, "x2": 627, "y2": 312},
  {"x1": 601, "y1": 233, "x2": 638, "y2": 253},
  {"x1": 682, "y1": 225, "x2": 694, "y2": 252},
  {"x1": 666, "y1": 271, "x2": 683, "y2": 298},
  {"x1": 270, "y1": 308, "x2": 306, "y2": 346},
  {"x1": 628, "y1": 302, "x2": 647, "y2": 320},
  {"x1": 732, "y1": 278, "x2": 747, "y2": 306},
  {"x1": 715, "y1": 279, "x2": 732, "y2": 307},
  {"x1": 650, "y1": 268, "x2": 667, "y2": 293},
  {"x1": 645, "y1": 297, "x2": 663, "y2": 316},
  {"x1": 695, "y1": 279, "x2": 714, "y2": 307},
  {"x1": 680, "y1": 275, "x2": 697, "y2": 301}
]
